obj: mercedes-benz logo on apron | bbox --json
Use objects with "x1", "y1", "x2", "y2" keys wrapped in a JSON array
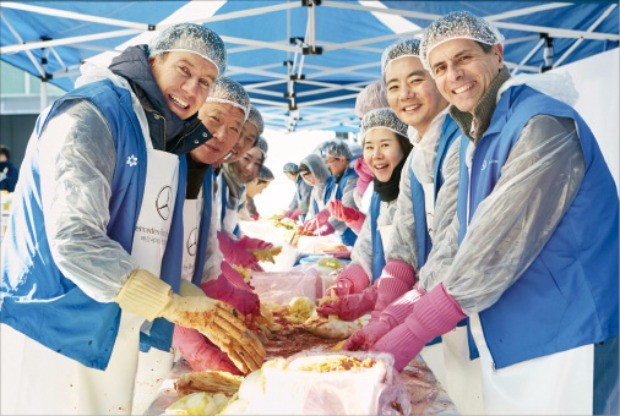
[
  {"x1": 187, "y1": 227, "x2": 198, "y2": 256},
  {"x1": 156, "y1": 186, "x2": 172, "y2": 220}
]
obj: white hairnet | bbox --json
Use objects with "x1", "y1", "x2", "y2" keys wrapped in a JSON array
[
  {"x1": 149, "y1": 23, "x2": 227, "y2": 76},
  {"x1": 299, "y1": 154, "x2": 331, "y2": 184},
  {"x1": 381, "y1": 37, "x2": 421, "y2": 79},
  {"x1": 324, "y1": 140, "x2": 353, "y2": 160},
  {"x1": 246, "y1": 105, "x2": 265, "y2": 136},
  {"x1": 360, "y1": 108, "x2": 409, "y2": 140},
  {"x1": 354, "y1": 80, "x2": 389, "y2": 118},
  {"x1": 255, "y1": 136, "x2": 268, "y2": 156},
  {"x1": 257, "y1": 165, "x2": 274, "y2": 181},
  {"x1": 283, "y1": 162, "x2": 299, "y2": 174},
  {"x1": 205, "y1": 76, "x2": 250, "y2": 120},
  {"x1": 420, "y1": 11, "x2": 505, "y2": 72}
]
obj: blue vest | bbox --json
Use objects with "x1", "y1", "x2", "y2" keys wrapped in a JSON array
[
  {"x1": 325, "y1": 167, "x2": 359, "y2": 246},
  {"x1": 1, "y1": 80, "x2": 186, "y2": 369},
  {"x1": 409, "y1": 115, "x2": 460, "y2": 268},
  {"x1": 456, "y1": 85, "x2": 619, "y2": 369},
  {"x1": 369, "y1": 193, "x2": 386, "y2": 282},
  {"x1": 219, "y1": 173, "x2": 242, "y2": 237}
]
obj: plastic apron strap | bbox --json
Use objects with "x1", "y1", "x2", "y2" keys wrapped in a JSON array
[{"x1": 409, "y1": 168, "x2": 431, "y2": 267}]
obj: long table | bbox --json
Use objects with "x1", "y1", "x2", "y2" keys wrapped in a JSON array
[{"x1": 145, "y1": 325, "x2": 458, "y2": 415}]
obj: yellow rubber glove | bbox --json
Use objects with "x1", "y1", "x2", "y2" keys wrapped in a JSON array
[{"x1": 115, "y1": 269, "x2": 265, "y2": 374}]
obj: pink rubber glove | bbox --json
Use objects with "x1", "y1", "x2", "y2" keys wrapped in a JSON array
[
  {"x1": 289, "y1": 208, "x2": 302, "y2": 220},
  {"x1": 372, "y1": 259, "x2": 416, "y2": 319},
  {"x1": 251, "y1": 212, "x2": 259, "y2": 220},
  {"x1": 301, "y1": 218, "x2": 319, "y2": 234},
  {"x1": 354, "y1": 158, "x2": 374, "y2": 196},
  {"x1": 201, "y1": 262, "x2": 260, "y2": 316},
  {"x1": 217, "y1": 231, "x2": 258, "y2": 268},
  {"x1": 342, "y1": 284, "x2": 424, "y2": 351},
  {"x1": 173, "y1": 326, "x2": 241, "y2": 374},
  {"x1": 238, "y1": 236, "x2": 273, "y2": 251},
  {"x1": 325, "y1": 264, "x2": 370, "y2": 297},
  {"x1": 314, "y1": 222, "x2": 335, "y2": 236},
  {"x1": 317, "y1": 285, "x2": 377, "y2": 321},
  {"x1": 343, "y1": 318, "x2": 392, "y2": 352},
  {"x1": 372, "y1": 283, "x2": 466, "y2": 371},
  {"x1": 329, "y1": 200, "x2": 366, "y2": 234}
]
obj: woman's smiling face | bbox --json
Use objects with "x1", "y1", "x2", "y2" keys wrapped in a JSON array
[{"x1": 363, "y1": 128, "x2": 405, "y2": 182}]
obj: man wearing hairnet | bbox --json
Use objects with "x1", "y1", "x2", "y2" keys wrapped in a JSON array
[
  {"x1": 303, "y1": 140, "x2": 360, "y2": 245},
  {"x1": 340, "y1": 36, "x2": 464, "y2": 400},
  {"x1": 0, "y1": 24, "x2": 263, "y2": 415},
  {"x1": 170, "y1": 77, "x2": 265, "y2": 378},
  {"x1": 367, "y1": 12, "x2": 618, "y2": 415}
]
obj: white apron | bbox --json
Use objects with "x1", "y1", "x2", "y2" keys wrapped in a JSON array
[
  {"x1": 416, "y1": 181, "x2": 447, "y2": 389},
  {"x1": 180, "y1": 193, "x2": 203, "y2": 283},
  {"x1": 469, "y1": 313, "x2": 593, "y2": 415},
  {"x1": 8, "y1": 147, "x2": 180, "y2": 416},
  {"x1": 440, "y1": 326, "x2": 484, "y2": 415}
]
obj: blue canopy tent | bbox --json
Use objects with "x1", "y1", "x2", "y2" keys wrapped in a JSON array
[{"x1": 1, "y1": 0, "x2": 618, "y2": 132}]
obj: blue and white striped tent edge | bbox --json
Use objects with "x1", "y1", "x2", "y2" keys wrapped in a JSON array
[{"x1": 1, "y1": 0, "x2": 618, "y2": 132}]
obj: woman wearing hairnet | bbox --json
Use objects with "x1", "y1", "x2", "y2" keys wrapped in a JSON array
[
  {"x1": 366, "y1": 12, "x2": 618, "y2": 415},
  {"x1": 172, "y1": 80, "x2": 264, "y2": 376},
  {"x1": 217, "y1": 137, "x2": 275, "y2": 271},
  {"x1": 302, "y1": 140, "x2": 360, "y2": 245},
  {"x1": 317, "y1": 108, "x2": 412, "y2": 319},
  {"x1": 281, "y1": 162, "x2": 312, "y2": 221},
  {"x1": 298, "y1": 154, "x2": 332, "y2": 230},
  {"x1": 0, "y1": 24, "x2": 263, "y2": 415},
  {"x1": 243, "y1": 165, "x2": 275, "y2": 220}
]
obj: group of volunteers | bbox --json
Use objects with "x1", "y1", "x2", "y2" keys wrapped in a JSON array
[{"x1": 0, "y1": 9, "x2": 617, "y2": 416}]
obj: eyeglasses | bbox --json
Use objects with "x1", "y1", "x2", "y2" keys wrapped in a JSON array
[{"x1": 325, "y1": 157, "x2": 342, "y2": 165}]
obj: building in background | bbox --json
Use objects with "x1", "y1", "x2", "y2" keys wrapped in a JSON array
[{"x1": 0, "y1": 61, "x2": 64, "y2": 170}]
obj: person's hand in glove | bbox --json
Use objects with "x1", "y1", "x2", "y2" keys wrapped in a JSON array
[
  {"x1": 324, "y1": 264, "x2": 370, "y2": 297},
  {"x1": 372, "y1": 283, "x2": 466, "y2": 371},
  {"x1": 238, "y1": 236, "x2": 274, "y2": 251},
  {"x1": 201, "y1": 262, "x2": 260, "y2": 317},
  {"x1": 173, "y1": 325, "x2": 241, "y2": 374},
  {"x1": 343, "y1": 284, "x2": 425, "y2": 351},
  {"x1": 115, "y1": 269, "x2": 265, "y2": 374},
  {"x1": 317, "y1": 284, "x2": 377, "y2": 321},
  {"x1": 314, "y1": 222, "x2": 335, "y2": 236},
  {"x1": 288, "y1": 208, "x2": 302, "y2": 220},
  {"x1": 329, "y1": 200, "x2": 366, "y2": 233},
  {"x1": 343, "y1": 319, "x2": 392, "y2": 352},
  {"x1": 301, "y1": 218, "x2": 319, "y2": 235},
  {"x1": 217, "y1": 231, "x2": 259, "y2": 269}
]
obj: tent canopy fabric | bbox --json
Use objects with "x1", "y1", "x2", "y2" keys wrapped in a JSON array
[{"x1": 1, "y1": 0, "x2": 618, "y2": 132}]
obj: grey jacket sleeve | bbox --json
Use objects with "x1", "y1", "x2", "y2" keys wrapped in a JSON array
[
  {"x1": 383, "y1": 152, "x2": 420, "y2": 270},
  {"x1": 298, "y1": 181, "x2": 312, "y2": 215},
  {"x1": 39, "y1": 99, "x2": 138, "y2": 303},
  {"x1": 422, "y1": 115, "x2": 585, "y2": 314}
]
